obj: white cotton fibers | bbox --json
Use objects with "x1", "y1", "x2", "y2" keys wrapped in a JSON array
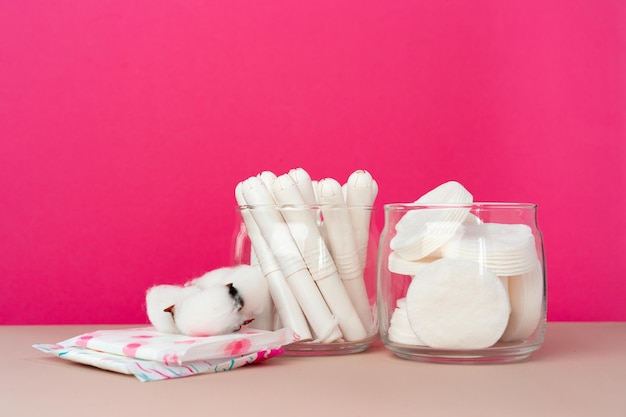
[{"x1": 145, "y1": 265, "x2": 271, "y2": 336}]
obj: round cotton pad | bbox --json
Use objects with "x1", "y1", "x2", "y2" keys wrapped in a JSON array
[
  {"x1": 406, "y1": 258, "x2": 510, "y2": 349},
  {"x1": 388, "y1": 298, "x2": 424, "y2": 345},
  {"x1": 442, "y1": 223, "x2": 538, "y2": 276},
  {"x1": 390, "y1": 181, "x2": 473, "y2": 260},
  {"x1": 387, "y1": 252, "x2": 439, "y2": 276},
  {"x1": 500, "y1": 262, "x2": 544, "y2": 342}
]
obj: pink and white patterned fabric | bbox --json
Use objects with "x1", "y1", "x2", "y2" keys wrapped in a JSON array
[{"x1": 33, "y1": 326, "x2": 299, "y2": 382}]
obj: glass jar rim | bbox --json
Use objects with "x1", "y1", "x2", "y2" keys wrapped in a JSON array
[
  {"x1": 383, "y1": 202, "x2": 537, "y2": 210},
  {"x1": 237, "y1": 203, "x2": 376, "y2": 211}
]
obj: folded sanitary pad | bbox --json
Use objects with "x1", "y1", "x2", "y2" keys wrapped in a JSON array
[{"x1": 33, "y1": 326, "x2": 298, "y2": 382}]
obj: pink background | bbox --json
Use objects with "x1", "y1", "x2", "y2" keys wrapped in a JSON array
[{"x1": 1, "y1": 1, "x2": 624, "y2": 324}]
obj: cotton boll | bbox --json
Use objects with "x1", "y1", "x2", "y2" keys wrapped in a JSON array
[
  {"x1": 146, "y1": 285, "x2": 201, "y2": 333},
  {"x1": 227, "y1": 265, "x2": 269, "y2": 316},
  {"x1": 191, "y1": 265, "x2": 270, "y2": 317},
  {"x1": 228, "y1": 265, "x2": 273, "y2": 330},
  {"x1": 231, "y1": 265, "x2": 276, "y2": 330},
  {"x1": 173, "y1": 284, "x2": 246, "y2": 337},
  {"x1": 190, "y1": 266, "x2": 241, "y2": 289}
]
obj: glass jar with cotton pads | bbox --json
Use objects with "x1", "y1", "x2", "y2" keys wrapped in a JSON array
[
  {"x1": 378, "y1": 203, "x2": 546, "y2": 363},
  {"x1": 233, "y1": 202, "x2": 379, "y2": 355}
]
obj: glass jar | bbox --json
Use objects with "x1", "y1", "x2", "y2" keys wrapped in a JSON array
[
  {"x1": 378, "y1": 203, "x2": 546, "y2": 363},
  {"x1": 233, "y1": 204, "x2": 379, "y2": 355}
]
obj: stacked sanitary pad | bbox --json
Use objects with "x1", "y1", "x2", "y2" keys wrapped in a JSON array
[{"x1": 34, "y1": 326, "x2": 298, "y2": 381}]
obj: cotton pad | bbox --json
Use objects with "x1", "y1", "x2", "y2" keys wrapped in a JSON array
[
  {"x1": 388, "y1": 298, "x2": 425, "y2": 345},
  {"x1": 500, "y1": 262, "x2": 544, "y2": 342},
  {"x1": 406, "y1": 258, "x2": 510, "y2": 349},
  {"x1": 442, "y1": 223, "x2": 538, "y2": 276},
  {"x1": 464, "y1": 212, "x2": 482, "y2": 225},
  {"x1": 387, "y1": 252, "x2": 439, "y2": 276},
  {"x1": 145, "y1": 285, "x2": 201, "y2": 334},
  {"x1": 390, "y1": 181, "x2": 473, "y2": 260}
]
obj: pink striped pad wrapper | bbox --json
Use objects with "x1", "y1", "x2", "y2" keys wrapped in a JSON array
[{"x1": 33, "y1": 326, "x2": 299, "y2": 382}]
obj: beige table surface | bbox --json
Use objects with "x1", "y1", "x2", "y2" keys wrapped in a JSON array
[{"x1": 1, "y1": 322, "x2": 625, "y2": 417}]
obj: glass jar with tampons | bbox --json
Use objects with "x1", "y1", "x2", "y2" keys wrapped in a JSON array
[
  {"x1": 232, "y1": 176, "x2": 379, "y2": 355},
  {"x1": 378, "y1": 202, "x2": 546, "y2": 363}
]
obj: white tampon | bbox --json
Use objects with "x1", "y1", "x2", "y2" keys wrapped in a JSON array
[
  {"x1": 345, "y1": 170, "x2": 377, "y2": 270},
  {"x1": 235, "y1": 182, "x2": 312, "y2": 339},
  {"x1": 309, "y1": 178, "x2": 332, "y2": 250},
  {"x1": 240, "y1": 177, "x2": 342, "y2": 342},
  {"x1": 288, "y1": 168, "x2": 320, "y2": 227},
  {"x1": 257, "y1": 171, "x2": 277, "y2": 194},
  {"x1": 272, "y1": 174, "x2": 367, "y2": 341},
  {"x1": 311, "y1": 180, "x2": 320, "y2": 202},
  {"x1": 288, "y1": 168, "x2": 317, "y2": 207},
  {"x1": 372, "y1": 179, "x2": 379, "y2": 202},
  {"x1": 317, "y1": 178, "x2": 374, "y2": 332}
]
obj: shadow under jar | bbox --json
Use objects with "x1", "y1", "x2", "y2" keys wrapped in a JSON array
[
  {"x1": 233, "y1": 204, "x2": 379, "y2": 355},
  {"x1": 378, "y1": 203, "x2": 546, "y2": 363}
]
